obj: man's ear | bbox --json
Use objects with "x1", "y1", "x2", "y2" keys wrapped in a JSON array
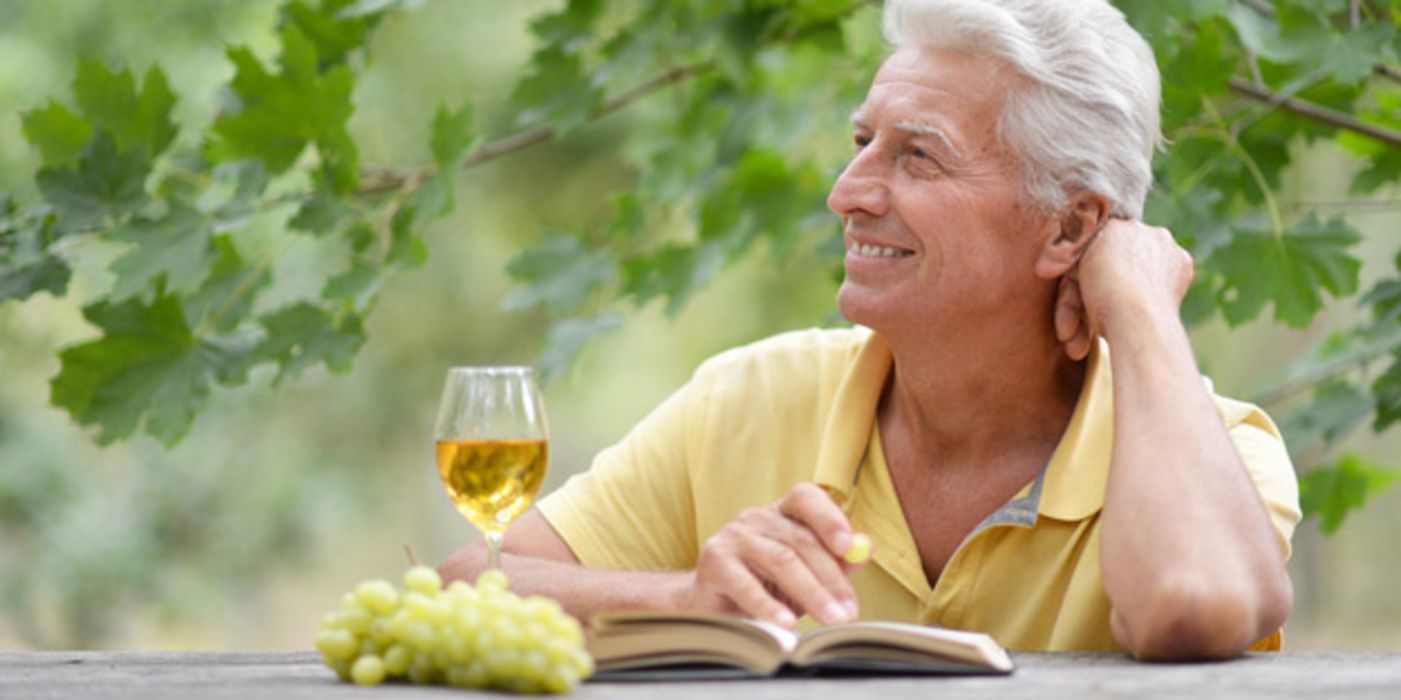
[{"x1": 1034, "y1": 191, "x2": 1111, "y2": 279}]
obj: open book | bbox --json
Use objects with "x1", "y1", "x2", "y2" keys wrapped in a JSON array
[{"x1": 587, "y1": 611, "x2": 1014, "y2": 678}]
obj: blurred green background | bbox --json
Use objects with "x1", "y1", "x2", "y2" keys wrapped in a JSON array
[{"x1": 0, "y1": 0, "x2": 1397, "y2": 651}]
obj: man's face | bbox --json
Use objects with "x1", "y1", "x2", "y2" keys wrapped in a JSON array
[{"x1": 830, "y1": 46, "x2": 1053, "y2": 333}]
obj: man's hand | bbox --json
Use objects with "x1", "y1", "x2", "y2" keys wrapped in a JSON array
[
  {"x1": 681, "y1": 483, "x2": 867, "y2": 628},
  {"x1": 1054, "y1": 219, "x2": 1194, "y2": 360}
]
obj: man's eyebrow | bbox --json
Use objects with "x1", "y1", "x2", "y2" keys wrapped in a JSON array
[
  {"x1": 893, "y1": 119, "x2": 962, "y2": 159},
  {"x1": 847, "y1": 110, "x2": 962, "y2": 160}
]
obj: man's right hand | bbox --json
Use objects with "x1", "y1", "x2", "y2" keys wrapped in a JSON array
[{"x1": 678, "y1": 483, "x2": 867, "y2": 628}]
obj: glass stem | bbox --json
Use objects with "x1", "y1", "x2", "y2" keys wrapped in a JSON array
[{"x1": 486, "y1": 531, "x2": 504, "y2": 572}]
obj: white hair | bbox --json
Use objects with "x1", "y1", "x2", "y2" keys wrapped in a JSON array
[{"x1": 882, "y1": 0, "x2": 1161, "y2": 218}]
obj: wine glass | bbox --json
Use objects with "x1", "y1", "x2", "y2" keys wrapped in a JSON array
[{"x1": 434, "y1": 366, "x2": 549, "y2": 573}]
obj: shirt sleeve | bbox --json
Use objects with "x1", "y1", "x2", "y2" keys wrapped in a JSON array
[
  {"x1": 534, "y1": 376, "x2": 704, "y2": 572},
  {"x1": 1226, "y1": 409, "x2": 1303, "y2": 561}
]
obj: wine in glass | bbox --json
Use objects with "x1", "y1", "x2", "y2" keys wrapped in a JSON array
[{"x1": 434, "y1": 366, "x2": 548, "y2": 573}]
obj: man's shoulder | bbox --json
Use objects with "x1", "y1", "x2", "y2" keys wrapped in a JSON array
[
  {"x1": 694, "y1": 326, "x2": 872, "y2": 382},
  {"x1": 1201, "y1": 376, "x2": 1284, "y2": 439}
]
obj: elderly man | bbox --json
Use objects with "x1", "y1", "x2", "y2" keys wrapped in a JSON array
[{"x1": 440, "y1": 0, "x2": 1300, "y2": 660}]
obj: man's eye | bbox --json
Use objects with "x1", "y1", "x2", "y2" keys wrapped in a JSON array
[
  {"x1": 854, "y1": 135, "x2": 871, "y2": 149},
  {"x1": 911, "y1": 148, "x2": 929, "y2": 160}
]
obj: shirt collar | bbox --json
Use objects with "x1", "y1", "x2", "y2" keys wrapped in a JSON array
[{"x1": 811, "y1": 330, "x2": 1113, "y2": 523}]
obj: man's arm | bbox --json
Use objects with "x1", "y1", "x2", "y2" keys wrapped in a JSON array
[
  {"x1": 437, "y1": 510, "x2": 691, "y2": 622},
  {"x1": 1063, "y1": 219, "x2": 1292, "y2": 660},
  {"x1": 438, "y1": 484, "x2": 866, "y2": 627}
]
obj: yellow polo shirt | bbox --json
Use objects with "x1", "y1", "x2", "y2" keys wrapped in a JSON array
[{"x1": 536, "y1": 327, "x2": 1301, "y2": 651}]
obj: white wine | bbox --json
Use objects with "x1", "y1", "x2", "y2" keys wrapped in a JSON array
[{"x1": 436, "y1": 439, "x2": 547, "y2": 535}]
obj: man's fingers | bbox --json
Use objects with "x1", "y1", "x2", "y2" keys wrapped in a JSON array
[
  {"x1": 741, "y1": 533, "x2": 853, "y2": 625},
  {"x1": 711, "y1": 556, "x2": 797, "y2": 628},
  {"x1": 779, "y1": 483, "x2": 854, "y2": 559}
]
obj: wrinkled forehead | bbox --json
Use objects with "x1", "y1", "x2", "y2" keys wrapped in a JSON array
[{"x1": 858, "y1": 46, "x2": 1016, "y2": 153}]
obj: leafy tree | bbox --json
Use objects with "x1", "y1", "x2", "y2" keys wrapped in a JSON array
[{"x1": 3, "y1": 0, "x2": 1400, "y2": 536}]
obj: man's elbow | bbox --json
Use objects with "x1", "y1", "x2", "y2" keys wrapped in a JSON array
[{"x1": 1117, "y1": 573, "x2": 1293, "y2": 661}]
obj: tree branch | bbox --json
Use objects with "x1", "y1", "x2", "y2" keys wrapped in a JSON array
[
  {"x1": 357, "y1": 62, "x2": 713, "y2": 196},
  {"x1": 1228, "y1": 77, "x2": 1401, "y2": 149},
  {"x1": 1255, "y1": 327, "x2": 1401, "y2": 408}
]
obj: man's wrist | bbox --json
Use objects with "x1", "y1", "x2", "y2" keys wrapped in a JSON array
[{"x1": 1096, "y1": 289, "x2": 1183, "y2": 346}]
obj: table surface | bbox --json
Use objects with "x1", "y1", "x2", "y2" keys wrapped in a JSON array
[{"x1": 4, "y1": 651, "x2": 1401, "y2": 699}]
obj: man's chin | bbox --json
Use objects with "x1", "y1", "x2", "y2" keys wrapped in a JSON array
[{"x1": 835, "y1": 284, "x2": 889, "y2": 329}]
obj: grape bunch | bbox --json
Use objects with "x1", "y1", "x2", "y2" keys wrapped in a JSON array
[{"x1": 315, "y1": 566, "x2": 594, "y2": 693}]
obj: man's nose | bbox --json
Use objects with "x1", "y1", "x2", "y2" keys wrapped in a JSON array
[{"x1": 827, "y1": 148, "x2": 889, "y2": 219}]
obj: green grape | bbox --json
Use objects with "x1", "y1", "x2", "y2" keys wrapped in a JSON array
[
  {"x1": 406, "y1": 656, "x2": 437, "y2": 685},
  {"x1": 318, "y1": 566, "x2": 590, "y2": 693},
  {"x1": 315, "y1": 629, "x2": 358, "y2": 661},
  {"x1": 369, "y1": 617, "x2": 395, "y2": 647},
  {"x1": 476, "y1": 568, "x2": 508, "y2": 594},
  {"x1": 331, "y1": 608, "x2": 370, "y2": 636},
  {"x1": 355, "y1": 579, "x2": 399, "y2": 615},
  {"x1": 351, "y1": 655, "x2": 386, "y2": 686},
  {"x1": 383, "y1": 644, "x2": 410, "y2": 676},
  {"x1": 404, "y1": 565, "x2": 442, "y2": 595},
  {"x1": 403, "y1": 592, "x2": 434, "y2": 620}
]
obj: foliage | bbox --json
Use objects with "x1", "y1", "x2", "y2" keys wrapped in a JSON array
[{"x1": 3, "y1": 0, "x2": 1401, "y2": 540}]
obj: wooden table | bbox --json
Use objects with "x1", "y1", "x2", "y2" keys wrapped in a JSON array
[{"x1": 4, "y1": 651, "x2": 1400, "y2": 698}]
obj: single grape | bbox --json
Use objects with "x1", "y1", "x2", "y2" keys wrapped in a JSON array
[
  {"x1": 355, "y1": 579, "x2": 399, "y2": 615},
  {"x1": 844, "y1": 532, "x2": 873, "y2": 564},
  {"x1": 404, "y1": 565, "x2": 442, "y2": 595},
  {"x1": 315, "y1": 629, "x2": 358, "y2": 661},
  {"x1": 476, "y1": 568, "x2": 508, "y2": 594},
  {"x1": 351, "y1": 655, "x2": 386, "y2": 686},
  {"x1": 383, "y1": 644, "x2": 410, "y2": 676}
]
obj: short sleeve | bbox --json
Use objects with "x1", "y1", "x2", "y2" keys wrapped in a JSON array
[
  {"x1": 534, "y1": 378, "x2": 703, "y2": 572},
  {"x1": 1226, "y1": 411, "x2": 1302, "y2": 561}
]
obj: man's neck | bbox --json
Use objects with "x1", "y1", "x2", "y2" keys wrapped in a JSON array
[{"x1": 875, "y1": 308, "x2": 1086, "y2": 471}]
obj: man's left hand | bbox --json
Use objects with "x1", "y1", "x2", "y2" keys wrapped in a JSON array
[{"x1": 1054, "y1": 219, "x2": 1194, "y2": 361}]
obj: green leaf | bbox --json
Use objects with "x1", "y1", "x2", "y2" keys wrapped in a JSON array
[
  {"x1": 255, "y1": 302, "x2": 366, "y2": 384},
  {"x1": 1314, "y1": 23, "x2": 1394, "y2": 85},
  {"x1": 529, "y1": 0, "x2": 603, "y2": 51},
  {"x1": 108, "y1": 203, "x2": 215, "y2": 300},
  {"x1": 1372, "y1": 357, "x2": 1401, "y2": 431},
  {"x1": 283, "y1": 0, "x2": 378, "y2": 71},
  {"x1": 35, "y1": 131, "x2": 151, "y2": 233},
  {"x1": 502, "y1": 232, "x2": 616, "y2": 316},
  {"x1": 290, "y1": 187, "x2": 352, "y2": 236},
  {"x1": 50, "y1": 293, "x2": 255, "y2": 446},
  {"x1": 1226, "y1": 4, "x2": 1305, "y2": 63},
  {"x1": 1206, "y1": 215, "x2": 1361, "y2": 327},
  {"x1": 20, "y1": 100, "x2": 93, "y2": 166},
  {"x1": 386, "y1": 173, "x2": 454, "y2": 269},
  {"x1": 1281, "y1": 380, "x2": 1374, "y2": 454},
  {"x1": 430, "y1": 101, "x2": 476, "y2": 169},
  {"x1": 72, "y1": 61, "x2": 177, "y2": 156},
  {"x1": 622, "y1": 242, "x2": 727, "y2": 316},
  {"x1": 182, "y1": 236, "x2": 267, "y2": 334},
  {"x1": 1, "y1": 201, "x2": 71, "y2": 303},
  {"x1": 510, "y1": 47, "x2": 602, "y2": 134},
  {"x1": 322, "y1": 260, "x2": 382, "y2": 309},
  {"x1": 211, "y1": 24, "x2": 358, "y2": 193},
  {"x1": 1350, "y1": 149, "x2": 1401, "y2": 195},
  {"x1": 1299, "y1": 454, "x2": 1397, "y2": 534},
  {"x1": 536, "y1": 314, "x2": 623, "y2": 385}
]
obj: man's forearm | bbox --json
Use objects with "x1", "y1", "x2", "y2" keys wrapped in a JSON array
[
  {"x1": 438, "y1": 543, "x2": 690, "y2": 623},
  {"x1": 1099, "y1": 304, "x2": 1291, "y2": 659}
]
